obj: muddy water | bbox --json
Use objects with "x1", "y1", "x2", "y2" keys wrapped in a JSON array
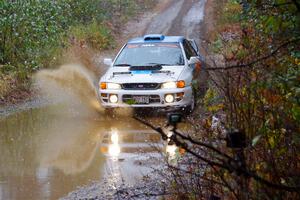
[
  {"x1": 0, "y1": 65, "x2": 186, "y2": 199},
  {"x1": 0, "y1": 61, "x2": 171, "y2": 199},
  {"x1": 0, "y1": 103, "x2": 179, "y2": 200}
]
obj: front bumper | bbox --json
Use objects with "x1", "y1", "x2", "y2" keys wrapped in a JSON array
[{"x1": 98, "y1": 87, "x2": 193, "y2": 109}]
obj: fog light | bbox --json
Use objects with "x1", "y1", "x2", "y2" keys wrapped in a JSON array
[
  {"x1": 109, "y1": 94, "x2": 118, "y2": 103},
  {"x1": 165, "y1": 94, "x2": 174, "y2": 103}
]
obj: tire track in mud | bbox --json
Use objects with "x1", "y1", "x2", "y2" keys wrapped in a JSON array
[{"x1": 145, "y1": 0, "x2": 206, "y2": 45}]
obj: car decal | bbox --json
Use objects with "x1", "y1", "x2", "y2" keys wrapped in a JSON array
[
  {"x1": 157, "y1": 44, "x2": 180, "y2": 48},
  {"x1": 127, "y1": 44, "x2": 139, "y2": 48},
  {"x1": 131, "y1": 70, "x2": 152, "y2": 74}
]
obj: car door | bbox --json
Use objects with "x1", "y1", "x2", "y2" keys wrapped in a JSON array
[
  {"x1": 182, "y1": 39, "x2": 208, "y2": 96},
  {"x1": 183, "y1": 39, "x2": 201, "y2": 79}
]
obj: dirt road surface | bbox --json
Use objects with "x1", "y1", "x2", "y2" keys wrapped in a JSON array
[{"x1": 0, "y1": 1, "x2": 209, "y2": 199}]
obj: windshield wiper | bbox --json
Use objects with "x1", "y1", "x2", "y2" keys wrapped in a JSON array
[{"x1": 114, "y1": 63, "x2": 131, "y2": 66}]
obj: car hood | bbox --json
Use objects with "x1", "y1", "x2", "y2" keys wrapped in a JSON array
[{"x1": 103, "y1": 66, "x2": 185, "y2": 83}]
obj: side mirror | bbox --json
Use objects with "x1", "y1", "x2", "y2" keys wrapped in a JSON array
[
  {"x1": 188, "y1": 56, "x2": 200, "y2": 65},
  {"x1": 103, "y1": 58, "x2": 113, "y2": 66}
]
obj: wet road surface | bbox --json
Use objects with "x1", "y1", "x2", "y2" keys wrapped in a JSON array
[
  {"x1": 145, "y1": 0, "x2": 206, "y2": 45},
  {"x1": 0, "y1": 0, "x2": 207, "y2": 199}
]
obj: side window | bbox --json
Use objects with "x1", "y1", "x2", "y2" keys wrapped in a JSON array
[{"x1": 183, "y1": 40, "x2": 197, "y2": 60}]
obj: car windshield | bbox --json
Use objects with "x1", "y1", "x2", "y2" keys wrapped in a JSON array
[{"x1": 114, "y1": 43, "x2": 185, "y2": 66}]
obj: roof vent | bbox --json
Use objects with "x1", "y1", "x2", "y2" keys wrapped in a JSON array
[{"x1": 143, "y1": 34, "x2": 165, "y2": 41}]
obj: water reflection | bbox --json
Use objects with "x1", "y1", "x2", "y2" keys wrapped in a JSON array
[
  {"x1": 0, "y1": 105, "x2": 106, "y2": 200},
  {"x1": 0, "y1": 105, "x2": 190, "y2": 199},
  {"x1": 166, "y1": 144, "x2": 178, "y2": 160},
  {"x1": 108, "y1": 130, "x2": 121, "y2": 158}
]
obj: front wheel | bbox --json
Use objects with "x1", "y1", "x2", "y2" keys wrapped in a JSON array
[
  {"x1": 104, "y1": 108, "x2": 115, "y2": 117},
  {"x1": 183, "y1": 94, "x2": 195, "y2": 115}
]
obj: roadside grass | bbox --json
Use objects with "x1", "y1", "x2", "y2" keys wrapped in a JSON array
[
  {"x1": 67, "y1": 21, "x2": 114, "y2": 51},
  {"x1": 0, "y1": 73, "x2": 14, "y2": 100},
  {"x1": 0, "y1": 71, "x2": 32, "y2": 104}
]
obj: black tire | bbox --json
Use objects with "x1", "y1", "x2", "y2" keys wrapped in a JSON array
[
  {"x1": 183, "y1": 93, "x2": 195, "y2": 115},
  {"x1": 104, "y1": 108, "x2": 115, "y2": 117}
]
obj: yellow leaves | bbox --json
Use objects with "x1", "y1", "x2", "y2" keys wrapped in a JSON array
[
  {"x1": 204, "y1": 88, "x2": 217, "y2": 103},
  {"x1": 255, "y1": 162, "x2": 263, "y2": 171},
  {"x1": 268, "y1": 135, "x2": 276, "y2": 148},
  {"x1": 203, "y1": 118, "x2": 212, "y2": 129},
  {"x1": 241, "y1": 86, "x2": 247, "y2": 96},
  {"x1": 204, "y1": 88, "x2": 224, "y2": 113},
  {"x1": 295, "y1": 58, "x2": 300, "y2": 66},
  {"x1": 207, "y1": 104, "x2": 224, "y2": 112}
]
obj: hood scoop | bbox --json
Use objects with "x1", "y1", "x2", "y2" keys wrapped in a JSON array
[
  {"x1": 129, "y1": 65, "x2": 162, "y2": 71},
  {"x1": 112, "y1": 70, "x2": 174, "y2": 77}
]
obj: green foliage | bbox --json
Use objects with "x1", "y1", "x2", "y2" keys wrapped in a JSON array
[
  {"x1": 203, "y1": 88, "x2": 224, "y2": 113},
  {"x1": 0, "y1": 0, "x2": 146, "y2": 75},
  {"x1": 209, "y1": 0, "x2": 300, "y2": 198},
  {"x1": 68, "y1": 21, "x2": 114, "y2": 50},
  {"x1": 0, "y1": 0, "x2": 155, "y2": 100},
  {"x1": 0, "y1": 1, "x2": 68, "y2": 71},
  {"x1": 222, "y1": 0, "x2": 242, "y2": 23}
]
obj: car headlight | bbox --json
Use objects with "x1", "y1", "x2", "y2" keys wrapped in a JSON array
[
  {"x1": 161, "y1": 82, "x2": 177, "y2": 89},
  {"x1": 161, "y1": 81, "x2": 185, "y2": 89},
  {"x1": 109, "y1": 94, "x2": 118, "y2": 103},
  {"x1": 100, "y1": 82, "x2": 121, "y2": 90},
  {"x1": 107, "y1": 83, "x2": 121, "y2": 89},
  {"x1": 165, "y1": 94, "x2": 175, "y2": 103}
]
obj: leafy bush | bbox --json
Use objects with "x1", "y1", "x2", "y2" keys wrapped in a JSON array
[
  {"x1": 0, "y1": 1, "x2": 68, "y2": 71},
  {"x1": 68, "y1": 21, "x2": 114, "y2": 50},
  {"x1": 205, "y1": 0, "x2": 300, "y2": 198},
  {"x1": 0, "y1": 0, "x2": 148, "y2": 74},
  {"x1": 0, "y1": 0, "x2": 155, "y2": 101}
]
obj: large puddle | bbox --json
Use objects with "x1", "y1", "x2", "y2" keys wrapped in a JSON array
[
  {"x1": 0, "y1": 104, "x2": 190, "y2": 200},
  {"x1": 0, "y1": 51, "x2": 184, "y2": 199}
]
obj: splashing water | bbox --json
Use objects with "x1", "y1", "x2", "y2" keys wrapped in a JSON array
[
  {"x1": 34, "y1": 62, "x2": 104, "y2": 118},
  {"x1": 34, "y1": 47, "x2": 133, "y2": 118}
]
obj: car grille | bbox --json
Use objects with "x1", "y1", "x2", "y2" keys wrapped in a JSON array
[
  {"x1": 122, "y1": 95, "x2": 161, "y2": 104},
  {"x1": 122, "y1": 83, "x2": 160, "y2": 90}
]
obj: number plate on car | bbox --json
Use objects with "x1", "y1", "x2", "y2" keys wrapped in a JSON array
[{"x1": 133, "y1": 96, "x2": 149, "y2": 104}]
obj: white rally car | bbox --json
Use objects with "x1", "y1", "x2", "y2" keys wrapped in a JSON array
[{"x1": 98, "y1": 34, "x2": 207, "y2": 113}]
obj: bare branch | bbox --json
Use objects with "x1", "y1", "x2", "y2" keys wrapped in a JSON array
[
  {"x1": 133, "y1": 116, "x2": 300, "y2": 192},
  {"x1": 206, "y1": 38, "x2": 300, "y2": 71}
]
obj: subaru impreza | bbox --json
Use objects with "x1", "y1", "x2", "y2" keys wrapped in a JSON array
[{"x1": 98, "y1": 34, "x2": 207, "y2": 113}]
